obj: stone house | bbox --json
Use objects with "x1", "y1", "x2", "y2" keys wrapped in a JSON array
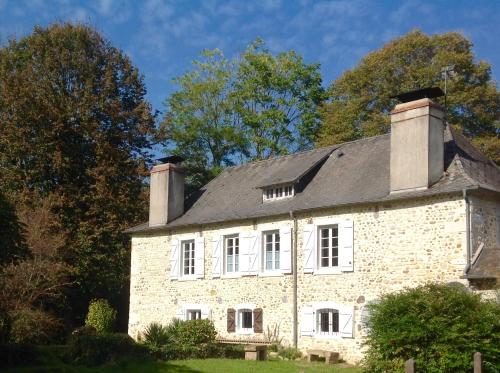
[{"x1": 126, "y1": 90, "x2": 500, "y2": 363}]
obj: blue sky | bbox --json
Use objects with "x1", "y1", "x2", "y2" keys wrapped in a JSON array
[{"x1": 1, "y1": 0, "x2": 499, "y2": 117}]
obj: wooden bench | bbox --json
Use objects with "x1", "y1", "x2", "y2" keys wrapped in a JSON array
[
  {"x1": 307, "y1": 349, "x2": 339, "y2": 364},
  {"x1": 244, "y1": 344, "x2": 267, "y2": 361}
]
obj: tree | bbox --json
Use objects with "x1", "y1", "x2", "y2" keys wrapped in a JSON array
[
  {"x1": 161, "y1": 40, "x2": 325, "y2": 190},
  {"x1": 0, "y1": 23, "x2": 155, "y2": 327},
  {"x1": 317, "y1": 30, "x2": 500, "y2": 163},
  {"x1": 162, "y1": 50, "x2": 245, "y2": 192},
  {"x1": 0, "y1": 192, "x2": 28, "y2": 265},
  {"x1": 363, "y1": 283, "x2": 500, "y2": 372},
  {"x1": 235, "y1": 40, "x2": 325, "y2": 160}
]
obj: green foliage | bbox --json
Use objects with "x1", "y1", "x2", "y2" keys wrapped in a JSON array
[
  {"x1": 162, "y1": 39, "x2": 324, "y2": 191},
  {"x1": 67, "y1": 333, "x2": 149, "y2": 366},
  {"x1": 363, "y1": 283, "x2": 500, "y2": 373},
  {"x1": 0, "y1": 22, "x2": 155, "y2": 327},
  {"x1": 142, "y1": 322, "x2": 171, "y2": 348},
  {"x1": 277, "y1": 347, "x2": 302, "y2": 361},
  {"x1": 170, "y1": 319, "x2": 217, "y2": 346},
  {"x1": 85, "y1": 299, "x2": 117, "y2": 334},
  {"x1": 317, "y1": 30, "x2": 500, "y2": 164}
]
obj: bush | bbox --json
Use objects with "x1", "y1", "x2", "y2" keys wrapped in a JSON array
[
  {"x1": 278, "y1": 346, "x2": 302, "y2": 360},
  {"x1": 143, "y1": 322, "x2": 171, "y2": 348},
  {"x1": 363, "y1": 283, "x2": 500, "y2": 373},
  {"x1": 170, "y1": 319, "x2": 217, "y2": 345},
  {"x1": 68, "y1": 333, "x2": 149, "y2": 366},
  {"x1": 0, "y1": 343, "x2": 38, "y2": 367},
  {"x1": 84, "y1": 299, "x2": 117, "y2": 334}
]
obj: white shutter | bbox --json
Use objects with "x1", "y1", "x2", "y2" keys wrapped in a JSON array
[
  {"x1": 212, "y1": 236, "x2": 222, "y2": 278},
  {"x1": 239, "y1": 233, "x2": 250, "y2": 274},
  {"x1": 300, "y1": 307, "x2": 315, "y2": 336},
  {"x1": 201, "y1": 306, "x2": 211, "y2": 320},
  {"x1": 280, "y1": 227, "x2": 292, "y2": 273},
  {"x1": 340, "y1": 220, "x2": 354, "y2": 272},
  {"x1": 247, "y1": 231, "x2": 260, "y2": 275},
  {"x1": 175, "y1": 308, "x2": 185, "y2": 321},
  {"x1": 340, "y1": 306, "x2": 354, "y2": 338},
  {"x1": 170, "y1": 238, "x2": 179, "y2": 279},
  {"x1": 194, "y1": 237, "x2": 205, "y2": 278},
  {"x1": 303, "y1": 224, "x2": 315, "y2": 273}
]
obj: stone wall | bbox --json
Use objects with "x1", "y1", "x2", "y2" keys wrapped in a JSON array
[
  {"x1": 129, "y1": 193, "x2": 467, "y2": 364},
  {"x1": 470, "y1": 193, "x2": 499, "y2": 256}
]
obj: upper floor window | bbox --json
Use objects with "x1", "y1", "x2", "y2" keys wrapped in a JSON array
[
  {"x1": 319, "y1": 225, "x2": 339, "y2": 269},
  {"x1": 225, "y1": 235, "x2": 239, "y2": 273},
  {"x1": 263, "y1": 184, "x2": 294, "y2": 202},
  {"x1": 181, "y1": 240, "x2": 195, "y2": 276},
  {"x1": 263, "y1": 231, "x2": 280, "y2": 271}
]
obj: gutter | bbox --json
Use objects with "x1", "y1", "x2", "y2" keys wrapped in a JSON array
[
  {"x1": 289, "y1": 210, "x2": 298, "y2": 348},
  {"x1": 463, "y1": 189, "x2": 472, "y2": 275}
]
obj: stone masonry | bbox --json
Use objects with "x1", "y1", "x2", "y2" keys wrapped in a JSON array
[{"x1": 128, "y1": 192, "x2": 494, "y2": 364}]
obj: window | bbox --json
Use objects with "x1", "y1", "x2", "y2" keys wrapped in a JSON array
[
  {"x1": 316, "y1": 308, "x2": 339, "y2": 336},
  {"x1": 263, "y1": 184, "x2": 294, "y2": 201},
  {"x1": 263, "y1": 231, "x2": 280, "y2": 271},
  {"x1": 225, "y1": 235, "x2": 239, "y2": 273},
  {"x1": 238, "y1": 309, "x2": 253, "y2": 332},
  {"x1": 181, "y1": 240, "x2": 195, "y2": 276},
  {"x1": 187, "y1": 309, "x2": 201, "y2": 320},
  {"x1": 318, "y1": 225, "x2": 339, "y2": 268}
]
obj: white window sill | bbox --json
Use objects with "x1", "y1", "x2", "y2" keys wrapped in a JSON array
[
  {"x1": 221, "y1": 273, "x2": 243, "y2": 279},
  {"x1": 237, "y1": 329, "x2": 254, "y2": 335},
  {"x1": 313, "y1": 268, "x2": 342, "y2": 275},
  {"x1": 259, "y1": 271, "x2": 283, "y2": 277},
  {"x1": 177, "y1": 276, "x2": 199, "y2": 281},
  {"x1": 313, "y1": 332, "x2": 342, "y2": 340}
]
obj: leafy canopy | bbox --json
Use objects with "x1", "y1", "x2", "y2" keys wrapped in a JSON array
[
  {"x1": 161, "y1": 39, "x2": 324, "y2": 191},
  {"x1": 317, "y1": 30, "x2": 500, "y2": 163},
  {"x1": 363, "y1": 283, "x2": 500, "y2": 373},
  {"x1": 0, "y1": 23, "x2": 155, "y2": 327}
]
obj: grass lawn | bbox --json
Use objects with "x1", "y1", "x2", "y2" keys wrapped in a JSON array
[{"x1": 7, "y1": 358, "x2": 363, "y2": 373}]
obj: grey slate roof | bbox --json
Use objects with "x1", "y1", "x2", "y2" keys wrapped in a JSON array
[{"x1": 126, "y1": 126, "x2": 500, "y2": 233}]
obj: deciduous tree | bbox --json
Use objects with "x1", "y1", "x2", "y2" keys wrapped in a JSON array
[{"x1": 317, "y1": 30, "x2": 500, "y2": 163}]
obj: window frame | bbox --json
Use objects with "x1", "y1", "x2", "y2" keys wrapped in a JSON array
[
  {"x1": 316, "y1": 308, "x2": 340, "y2": 337},
  {"x1": 262, "y1": 184, "x2": 295, "y2": 202},
  {"x1": 262, "y1": 230, "x2": 280, "y2": 272},
  {"x1": 317, "y1": 224, "x2": 340, "y2": 272},
  {"x1": 186, "y1": 309, "x2": 202, "y2": 320},
  {"x1": 224, "y1": 234, "x2": 240, "y2": 274},
  {"x1": 180, "y1": 239, "x2": 196, "y2": 277}
]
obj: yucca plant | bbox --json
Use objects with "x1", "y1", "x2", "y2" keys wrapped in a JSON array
[{"x1": 142, "y1": 322, "x2": 170, "y2": 348}]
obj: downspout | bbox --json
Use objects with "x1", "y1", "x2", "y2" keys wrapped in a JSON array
[
  {"x1": 463, "y1": 189, "x2": 471, "y2": 275},
  {"x1": 289, "y1": 210, "x2": 298, "y2": 348}
]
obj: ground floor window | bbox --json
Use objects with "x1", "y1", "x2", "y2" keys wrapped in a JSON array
[
  {"x1": 316, "y1": 308, "x2": 339, "y2": 336},
  {"x1": 187, "y1": 309, "x2": 201, "y2": 320},
  {"x1": 238, "y1": 309, "x2": 253, "y2": 333}
]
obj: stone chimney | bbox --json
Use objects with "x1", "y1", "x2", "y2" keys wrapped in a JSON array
[
  {"x1": 390, "y1": 93, "x2": 445, "y2": 193},
  {"x1": 149, "y1": 162, "x2": 185, "y2": 227}
]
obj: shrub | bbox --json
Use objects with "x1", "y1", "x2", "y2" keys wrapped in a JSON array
[
  {"x1": 68, "y1": 333, "x2": 149, "y2": 366},
  {"x1": 9, "y1": 307, "x2": 61, "y2": 344},
  {"x1": 84, "y1": 299, "x2": 117, "y2": 334},
  {"x1": 169, "y1": 319, "x2": 217, "y2": 346},
  {"x1": 143, "y1": 322, "x2": 171, "y2": 348},
  {"x1": 0, "y1": 343, "x2": 38, "y2": 367},
  {"x1": 363, "y1": 283, "x2": 500, "y2": 373},
  {"x1": 278, "y1": 346, "x2": 302, "y2": 360}
]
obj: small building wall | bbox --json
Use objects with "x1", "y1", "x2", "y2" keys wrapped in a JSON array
[
  {"x1": 470, "y1": 193, "x2": 500, "y2": 256},
  {"x1": 129, "y1": 193, "x2": 467, "y2": 364}
]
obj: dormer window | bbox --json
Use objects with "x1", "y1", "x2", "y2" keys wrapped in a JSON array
[{"x1": 263, "y1": 184, "x2": 294, "y2": 202}]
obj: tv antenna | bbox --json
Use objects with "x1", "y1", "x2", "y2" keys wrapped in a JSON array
[{"x1": 441, "y1": 65, "x2": 456, "y2": 122}]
